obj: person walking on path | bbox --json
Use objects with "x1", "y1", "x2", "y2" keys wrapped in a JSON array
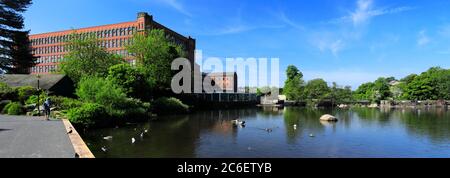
[{"x1": 43, "y1": 98, "x2": 52, "y2": 121}]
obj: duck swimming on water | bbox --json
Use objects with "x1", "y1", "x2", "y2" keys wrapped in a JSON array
[{"x1": 231, "y1": 119, "x2": 246, "y2": 126}]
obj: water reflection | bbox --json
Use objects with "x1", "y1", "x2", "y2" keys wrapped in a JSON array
[{"x1": 82, "y1": 107, "x2": 450, "y2": 158}]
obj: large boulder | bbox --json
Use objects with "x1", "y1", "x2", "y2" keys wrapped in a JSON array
[{"x1": 320, "y1": 114, "x2": 338, "y2": 121}]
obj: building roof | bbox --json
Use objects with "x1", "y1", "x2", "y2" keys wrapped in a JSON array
[{"x1": 0, "y1": 74, "x2": 68, "y2": 90}]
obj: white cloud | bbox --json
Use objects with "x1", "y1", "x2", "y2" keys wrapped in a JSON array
[
  {"x1": 155, "y1": 0, "x2": 192, "y2": 17},
  {"x1": 277, "y1": 12, "x2": 305, "y2": 30},
  {"x1": 417, "y1": 30, "x2": 430, "y2": 46},
  {"x1": 330, "y1": 0, "x2": 414, "y2": 26},
  {"x1": 315, "y1": 39, "x2": 344, "y2": 56}
]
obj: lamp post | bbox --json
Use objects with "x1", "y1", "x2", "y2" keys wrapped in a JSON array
[{"x1": 36, "y1": 74, "x2": 41, "y2": 116}]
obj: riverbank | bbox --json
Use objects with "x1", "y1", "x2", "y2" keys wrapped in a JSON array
[{"x1": 0, "y1": 115, "x2": 93, "y2": 158}]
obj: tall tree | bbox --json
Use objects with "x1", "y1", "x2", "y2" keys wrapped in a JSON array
[
  {"x1": 283, "y1": 65, "x2": 304, "y2": 101},
  {"x1": 59, "y1": 34, "x2": 124, "y2": 83},
  {"x1": 0, "y1": 0, "x2": 34, "y2": 73},
  {"x1": 126, "y1": 29, "x2": 185, "y2": 90},
  {"x1": 8, "y1": 30, "x2": 36, "y2": 73}
]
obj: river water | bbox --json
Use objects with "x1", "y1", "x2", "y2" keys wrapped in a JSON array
[{"x1": 82, "y1": 107, "x2": 450, "y2": 158}]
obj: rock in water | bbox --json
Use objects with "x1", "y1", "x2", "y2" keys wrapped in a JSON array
[{"x1": 320, "y1": 114, "x2": 338, "y2": 121}]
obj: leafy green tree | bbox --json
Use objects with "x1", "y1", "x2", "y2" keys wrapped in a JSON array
[
  {"x1": 107, "y1": 64, "x2": 152, "y2": 100},
  {"x1": 373, "y1": 77, "x2": 391, "y2": 101},
  {"x1": 76, "y1": 76, "x2": 128, "y2": 113},
  {"x1": 330, "y1": 82, "x2": 353, "y2": 104},
  {"x1": 354, "y1": 82, "x2": 376, "y2": 102},
  {"x1": 0, "y1": 0, "x2": 33, "y2": 73},
  {"x1": 304, "y1": 78, "x2": 330, "y2": 100},
  {"x1": 126, "y1": 29, "x2": 185, "y2": 90},
  {"x1": 283, "y1": 65, "x2": 304, "y2": 100},
  {"x1": 404, "y1": 67, "x2": 450, "y2": 100},
  {"x1": 59, "y1": 34, "x2": 124, "y2": 83}
]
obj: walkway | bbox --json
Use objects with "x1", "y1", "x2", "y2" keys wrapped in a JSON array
[{"x1": 0, "y1": 115, "x2": 76, "y2": 158}]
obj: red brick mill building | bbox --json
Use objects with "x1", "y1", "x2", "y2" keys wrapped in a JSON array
[{"x1": 29, "y1": 12, "x2": 196, "y2": 74}]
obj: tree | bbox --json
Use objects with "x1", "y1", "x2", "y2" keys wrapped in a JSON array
[
  {"x1": 283, "y1": 65, "x2": 304, "y2": 101},
  {"x1": 59, "y1": 34, "x2": 124, "y2": 83},
  {"x1": 354, "y1": 82, "x2": 376, "y2": 102},
  {"x1": 404, "y1": 67, "x2": 450, "y2": 100},
  {"x1": 0, "y1": 0, "x2": 33, "y2": 73},
  {"x1": 304, "y1": 78, "x2": 330, "y2": 100},
  {"x1": 76, "y1": 76, "x2": 128, "y2": 113},
  {"x1": 8, "y1": 30, "x2": 36, "y2": 73},
  {"x1": 330, "y1": 82, "x2": 353, "y2": 104},
  {"x1": 373, "y1": 77, "x2": 391, "y2": 101},
  {"x1": 126, "y1": 29, "x2": 185, "y2": 90},
  {"x1": 107, "y1": 64, "x2": 151, "y2": 100}
]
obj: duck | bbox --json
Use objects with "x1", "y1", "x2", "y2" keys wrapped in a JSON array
[
  {"x1": 103, "y1": 136, "x2": 113, "y2": 140},
  {"x1": 231, "y1": 119, "x2": 246, "y2": 126},
  {"x1": 293, "y1": 124, "x2": 297, "y2": 130},
  {"x1": 131, "y1": 137, "x2": 136, "y2": 144},
  {"x1": 101, "y1": 146, "x2": 108, "y2": 152}
]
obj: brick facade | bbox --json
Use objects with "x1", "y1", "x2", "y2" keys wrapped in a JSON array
[{"x1": 29, "y1": 12, "x2": 195, "y2": 74}]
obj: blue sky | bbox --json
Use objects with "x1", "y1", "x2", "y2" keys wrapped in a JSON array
[{"x1": 24, "y1": 0, "x2": 450, "y2": 89}]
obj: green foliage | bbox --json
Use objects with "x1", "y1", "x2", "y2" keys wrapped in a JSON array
[
  {"x1": 304, "y1": 79, "x2": 330, "y2": 100},
  {"x1": 283, "y1": 65, "x2": 305, "y2": 101},
  {"x1": 59, "y1": 33, "x2": 124, "y2": 83},
  {"x1": 0, "y1": 100, "x2": 12, "y2": 112},
  {"x1": 3, "y1": 102, "x2": 24, "y2": 115},
  {"x1": 152, "y1": 97, "x2": 189, "y2": 115},
  {"x1": 330, "y1": 82, "x2": 353, "y2": 104},
  {"x1": 107, "y1": 64, "x2": 152, "y2": 99},
  {"x1": 48, "y1": 96, "x2": 83, "y2": 111},
  {"x1": 354, "y1": 77, "x2": 392, "y2": 103},
  {"x1": 0, "y1": 82, "x2": 17, "y2": 100},
  {"x1": 404, "y1": 67, "x2": 450, "y2": 100},
  {"x1": 126, "y1": 29, "x2": 185, "y2": 89},
  {"x1": 25, "y1": 92, "x2": 48, "y2": 106},
  {"x1": 67, "y1": 103, "x2": 108, "y2": 127},
  {"x1": 0, "y1": 0, "x2": 33, "y2": 73},
  {"x1": 76, "y1": 76, "x2": 128, "y2": 112},
  {"x1": 16, "y1": 86, "x2": 37, "y2": 103}
]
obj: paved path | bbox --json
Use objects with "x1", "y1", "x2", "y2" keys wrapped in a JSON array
[{"x1": 0, "y1": 115, "x2": 76, "y2": 158}]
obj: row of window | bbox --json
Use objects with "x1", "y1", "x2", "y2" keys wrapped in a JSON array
[
  {"x1": 36, "y1": 55, "x2": 63, "y2": 64},
  {"x1": 31, "y1": 65, "x2": 57, "y2": 73},
  {"x1": 34, "y1": 50, "x2": 132, "y2": 65},
  {"x1": 30, "y1": 26, "x2": 138, "y2": 46},
  {"x1": 32, "y1": 38, "x2": 133, "y2": 55}
]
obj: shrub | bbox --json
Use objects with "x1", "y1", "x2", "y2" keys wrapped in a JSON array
[
  {"x1": 66, "y1": 103, "x2": 109, "y2": 127},
  {"x1": 0, "y1": 100, "x2": 12, "y2": 112},
  {"x1": 25, "y1": 92, "x2": 48, "y2": 106},
  {"x1": 3, "y1": 102, "x2": 25, "y2": 115},
  {"x1": 111, "y1": 98, "x2": 151, "y2": 119},
  {"x1": 76, "y1": 76, "x2": 128, "y2": 112},
  {"x1": 152, "y1": 97, "x2": 189, "y2": 115},
  {"x1": 49, "y1": 96, "x2": 83, "y2": 111},
  {"x1": 107, "y1": 64, "x2": 152, "y2": 99},
  {"x1": 16, "y1": 86, "x2": 37, "y2": 103},
  {"x1": 0, "y1": 82, "x2": 17, "y2": 101}
]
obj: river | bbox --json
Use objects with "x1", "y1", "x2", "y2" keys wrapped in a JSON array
[{"x1": 82, "y1": 107, "x2": 450, "y2": 158}]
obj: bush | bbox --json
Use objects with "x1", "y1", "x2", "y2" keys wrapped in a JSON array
[
  {"x1": 0, "y1": 82, "x2": 17, "y2": 101},
  {"x1": 152, "y1": 97, "x2": 189, "y2": 115},
  {"x1": 49, "y1": 96, "x2": 83, "y2": 111},
  {"x1": 16, "y1": 86, "x2": 37, "y2": 103},
  {"x1": 25, "y1": 92, "x2": 48, "y2": 106},
  {"x1": 111, "y1": 98, "x2": 151, "y2": 119},
  {"x1": 3, "y1": 102, "x2": 25, "y2": 115},
  {"x1": 67, "y1": 103, "x2": 109, "y2": 127},
  {"x1": 107, "y1": 64, "x2": 152, "y2": 99},
  {"x1": 0, "y1": 100, "x2": 12, "y2": 112},
  {"x1": 76, "y1": 76, "x2": 128, "y2": 112}
]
